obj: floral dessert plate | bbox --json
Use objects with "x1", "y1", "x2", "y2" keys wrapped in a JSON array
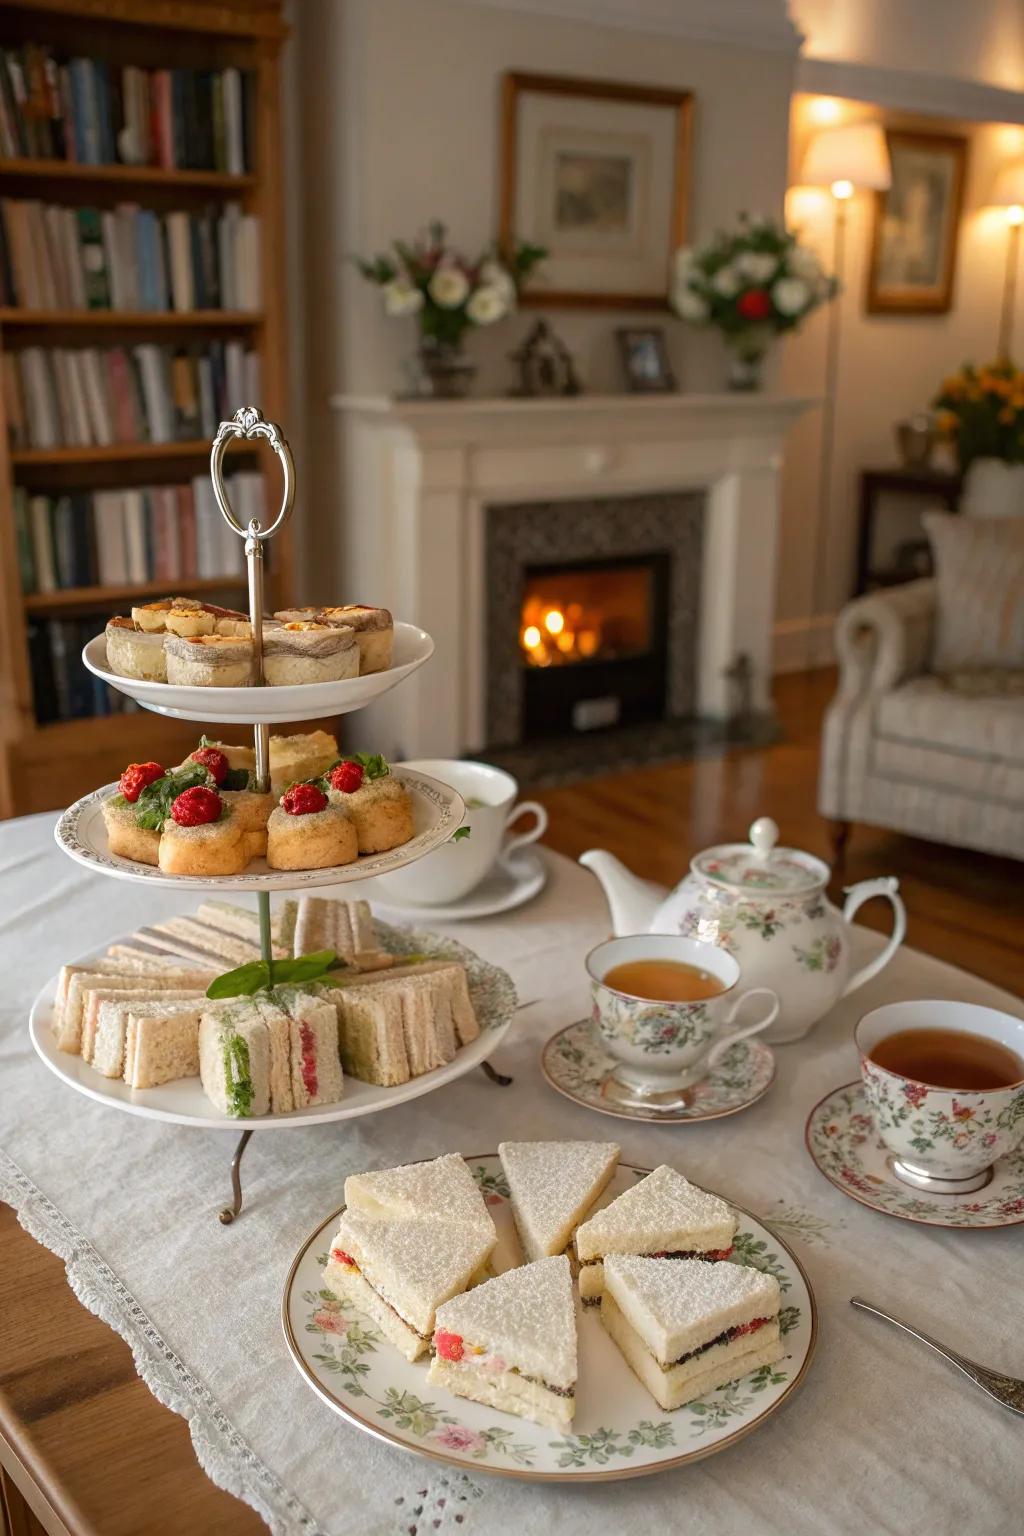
[
  {"x1": 282, "y1": 1156, "x2": 816, "y2": 1481},
  {"x1": 805, "y1": 1082, "x2": 1024, "y2": 1229},
  {"x1": 29, "y1": 920, "x2": 516, "y2": 1130},
  {"x1": 54, "y1": 768, "x2": 463, "y2": 892},
  {"x1": 541, "y1": 1019, "x2": 776, "y2": 1124},
  {"x1": 82, "y1": 621, "x2": 434, "y2": 724}
]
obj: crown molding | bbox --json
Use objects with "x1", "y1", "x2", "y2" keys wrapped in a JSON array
[
  {"x1": 797, "y1": 55, "x2": 1024, "y2": 126},
  {"x1": 449, "y1": 0, "x2": 803, "y2": 56}
]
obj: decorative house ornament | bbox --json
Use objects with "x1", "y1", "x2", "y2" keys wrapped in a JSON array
[
  {"x1": 670, "y1": 214, "x2": 837, "y2": 390},
  {"x1": 867, "y1": 130, "x2": 967, "y2": 315},
  {"x1": 507, "y1": 320, "x2": 582, "y2": 397},
  {"x1": 354, "y1": 221, "x2": 545, "y2": 398},
  {"x1": 500, "y1": 71, "x2": 693, "y2": 309}
]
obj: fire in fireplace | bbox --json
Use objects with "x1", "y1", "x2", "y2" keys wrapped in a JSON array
[{"x1": 519, "y1": 555, "x2": 670, "y2": 737}]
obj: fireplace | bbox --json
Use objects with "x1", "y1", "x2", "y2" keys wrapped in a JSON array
[
  {"x1": 485, "y1": 491, "x2": 702, "y2": 749},
  {"x1": 518, "y1": 555, "x2": 670, "y2": 737}
]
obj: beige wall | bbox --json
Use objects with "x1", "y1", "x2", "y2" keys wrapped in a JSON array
[{"x1": 776, "y1": 99, "x2": 1024, "y2": 668}]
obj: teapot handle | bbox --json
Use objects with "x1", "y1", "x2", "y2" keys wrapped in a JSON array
[{"x1": 839, "y1": 877, "x2": 906, "y2": 999}]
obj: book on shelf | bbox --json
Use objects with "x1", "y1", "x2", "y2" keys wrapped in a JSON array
[
  {"x1": 0, "y1": 44, "x2": 254, "y2": 174},
  {"x1": 28, "y1": 615, "x2": 141, "y2": 725},
  {"x1": 3, "y1": 341, "x2": 261, "y2": 450},
  {"x1": 13, "y1": 472, "x2": 266, "y2": 595},
  {"x1": 0, "y1": 198, "x2": 261, "y2": 312}
]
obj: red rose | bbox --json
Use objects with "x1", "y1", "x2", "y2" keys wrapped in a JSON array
[{"x1": 737, "y1": 289, "x2": 772, "y2": 320}]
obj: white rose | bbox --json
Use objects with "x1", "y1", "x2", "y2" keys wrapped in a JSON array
[
  {"x1": 772, "y1": 276, "x2": 811, "y2": 316},
  {"x1": 478, "y1": 259, "x2": 517, "y2": 308},
  {"x1": 673, "y1": 287, "x2": 709, "y2": 322},
  {"x1": 428, "y1": 265, "x2": 470, "y2": 308},
  {"x1": 711, "y1": 263, "x2": 741, "y2": 297},
  {"x1": 737, "y1": 251, "x2": 778, "y2": 283},
  {"x1": 465, "y1": 284, "x2": 509, "y2": 326},
  {"x1": 382, "y1": 278, "x2": 423, "y2": 317},
  {"x1": 787, "y1": 245, "x2": 822, "y2": 282}
]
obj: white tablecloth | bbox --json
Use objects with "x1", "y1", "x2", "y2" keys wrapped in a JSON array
[{"x1": 1, "y1": 813, "x2": 1021, "y2": 1536}]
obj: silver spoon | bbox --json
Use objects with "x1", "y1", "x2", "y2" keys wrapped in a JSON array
[{"x1": 851, "y1": 1297, "x2": 1024, "y2": 1416}]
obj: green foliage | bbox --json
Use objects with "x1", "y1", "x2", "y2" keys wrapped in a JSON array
[
  {"x1": 206, "y1": 949, "x2": 340, "y2": 1000},
  {"x1": 132, "y1": 763, "x2": 212, "y2": 830}
]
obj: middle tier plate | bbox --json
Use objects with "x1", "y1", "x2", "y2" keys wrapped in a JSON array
[
  {"x1": 54, "y1": 767, "x2": 464, "y2": 891},
  {"x1": 82, "y1": 621, "x2": 434, "y2": 723}
]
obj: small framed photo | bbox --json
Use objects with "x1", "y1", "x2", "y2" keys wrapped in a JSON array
[
  {"x1": 866, "y1": 130, "x2": 968, "y2": 314},
  {"x1": 616, "y1": 327, "x2": 676, "y2": 393}
]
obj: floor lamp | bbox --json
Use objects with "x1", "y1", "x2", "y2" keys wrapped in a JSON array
[
  {"x1": 990, "y1": 158, "x2": 1024, "y2": 360},
  {"x1": 799, "y1": 123, "x2": 891, "y2": 670}
]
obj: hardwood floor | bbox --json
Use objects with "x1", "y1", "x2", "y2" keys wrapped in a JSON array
[{"x1": 532, "y1": 669, "x2": 1022, "y2": 996}]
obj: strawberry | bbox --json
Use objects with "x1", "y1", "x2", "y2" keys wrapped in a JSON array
[
  {"x1": 733, "y1": 1316, "x2": 769, "y2": 1338},
  {"x1": 328, "y1": 760, "x2": 364, "y2": 794},
  {"x1": 435, "y1": 1329, "x2": 464, "y2": 1362},
  {"x1": 190, "y1": 746, "x2": 229, "y2": 785},
  {"x1": 330, "y1": 1249, "x2": 357, "y2": 1269},
  {"x1": 170, "y1": 785, "x2": 222, "y2": 827},
  {"x1": 119, "y1": 761, "x2": 164, "y2": 803},
  {"x1": 282, "y1": 782, "x2": 328, "y2": 816}
]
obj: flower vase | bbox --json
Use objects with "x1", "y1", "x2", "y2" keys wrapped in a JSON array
[
  {"x1": 413, "y1": 336, "x2": 476, "y2": 400},
  {"x1": 960, "y1": 457, "x2": 1024, "y2": 519},
  {"x1": 723, "y1": 331, "x2": 769, "y2": 392}
]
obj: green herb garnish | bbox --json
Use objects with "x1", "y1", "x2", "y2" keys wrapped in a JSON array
[
  {"x1": 224, "y1": 1032, "x2": 253, "y2": 1116},
  {"x1": 452, "y1": 826, "x2": 471, "y2": 841},
  {"x1": 133, "y1": 763, "x2": 212, "y2": 830},
  {"x1": 206, "y1": 949, "x2": 340, "y2": 1000},
  {"x1": 221, "y1": 767, "x2": 251, "y2": 792}
]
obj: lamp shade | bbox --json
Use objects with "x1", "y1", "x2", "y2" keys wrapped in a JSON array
[
  {"x1": 801, "y1": 123, "x2": 892, "y2": 192},
  {"x1": 991, "y1": 158, "x2": 1024, "y2": 208}
]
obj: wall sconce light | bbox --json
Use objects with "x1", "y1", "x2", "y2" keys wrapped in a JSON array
[{"x1": 990, "y1": 158, "x2": 1024, "y2": 359}]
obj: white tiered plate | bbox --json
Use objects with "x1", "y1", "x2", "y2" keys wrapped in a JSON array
[
  {"x1": 82, "y1": 621, "x2": 434, "y2": 723},
  {"x1": 29, "y1": 921, "x2": 516, "y2": 1129},
  {"x1": 54, "y1": 767, "x2": 463, "y2": 891},
  {"x1": 283, "y1": 1155, "x2": 817, "y2": 1480}
]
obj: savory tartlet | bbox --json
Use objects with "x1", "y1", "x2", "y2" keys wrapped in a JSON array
[
  {"x1": 164, "y1": 633, "x2": 254, "y2": 688},
  {"x1": 263, "y1": 621, "x2": 359, "y2": 687}
]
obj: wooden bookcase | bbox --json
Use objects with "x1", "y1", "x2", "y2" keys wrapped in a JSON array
[{"x1": 0, "y1": 0, "x2": 293, "y2": 817}]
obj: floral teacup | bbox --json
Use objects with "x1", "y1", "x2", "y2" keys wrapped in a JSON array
[
  {"x1": 585, "y1": 934, "x2": 779, "y2": 1095},
  {"x1": 857, "y1": 1000, "x2": 1024, "y2": 1194}
]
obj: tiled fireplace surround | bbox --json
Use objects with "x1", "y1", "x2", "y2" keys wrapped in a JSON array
[{"x1": 332, "y1": 394, "x2": 812, "y2": 760}]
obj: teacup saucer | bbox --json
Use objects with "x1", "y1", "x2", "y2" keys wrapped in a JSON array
[
  {"x1": 541, "y1": 1018, "x2": 776, "y2": 1123},
  {"x1": 805, "y1": 1081, "x2": 1024, "y2": 1230},
  {"x1": 347, "y1": 848, "x2": 547, "y2": 922}
]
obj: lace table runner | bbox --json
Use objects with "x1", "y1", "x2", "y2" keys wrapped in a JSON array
[{"x1": 1, "y1": 815, "x2": 1019, "y2": 1536}]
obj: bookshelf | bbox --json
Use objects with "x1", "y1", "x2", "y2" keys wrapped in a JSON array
[{"x1": 0, "y1": 0, "x2": 293, "y2": 817}]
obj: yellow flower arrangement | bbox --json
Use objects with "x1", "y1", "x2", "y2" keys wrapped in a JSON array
[{"x1": 933, "y1": 360, "x2": 1024, "y2": 469}]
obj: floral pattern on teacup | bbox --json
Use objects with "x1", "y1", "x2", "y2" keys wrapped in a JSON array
[
  {"x1": 591, "y1": 987, "x2": 709, "y2": 1056},
  {"x1": 860, "y1": 1056, "x2": 1024, "y2": 1177}
]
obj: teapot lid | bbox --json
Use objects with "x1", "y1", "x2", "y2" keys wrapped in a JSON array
[{"x1": 691, "y1": 817, "x2": 828, "y2": 897}]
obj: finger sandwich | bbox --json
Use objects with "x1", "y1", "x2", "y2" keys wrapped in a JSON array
[
  {"x1": 601, "y1": 1255, "x2": 783, "y2": 1411},
  {"x1": 428, "y1": 1256, "x2": 577, "y2": 1431},
  {"x1": 575, "y1": 1165, "x2": 738, "y2": 1304},
  {"x1": 499, "y1": 1141, "x2": 620, "y2": 1262}
]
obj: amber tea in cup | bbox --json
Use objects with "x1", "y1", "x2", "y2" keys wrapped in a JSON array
[
  {"x1": 602, "y1": 958, "x2": 728, "y2": 1004},
  {"x1": 868, "y1": 1027, "x2": 1024, "y2": 1091}
]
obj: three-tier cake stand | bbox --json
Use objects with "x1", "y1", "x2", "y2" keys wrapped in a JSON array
[{"x1": 35, "y1": 407, "x2": 516, "y2": 1221}]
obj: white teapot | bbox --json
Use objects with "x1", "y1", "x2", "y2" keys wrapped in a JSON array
[{"x1": 580, "y1": 817, "x2": 906, "y2": 1044}]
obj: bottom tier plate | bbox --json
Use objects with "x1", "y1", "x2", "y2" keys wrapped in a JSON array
[
  {"x1": 29, "y1": 921, "x2": 516, "y2": 1129},
  {"x1": 283, "y1": 1156, "x2": 817, "y2": 1481}
]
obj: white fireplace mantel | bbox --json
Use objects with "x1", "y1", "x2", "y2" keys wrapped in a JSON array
[{"x1": 330, "y1": 392, "x2": 817, "y2": 759}]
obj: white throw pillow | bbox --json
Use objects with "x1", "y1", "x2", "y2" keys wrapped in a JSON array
[{"x1": 923, "y1": 511, "x2": 1024, "y2": 671}]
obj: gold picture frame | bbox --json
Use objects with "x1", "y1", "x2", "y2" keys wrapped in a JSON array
[
  {"x1": 866, "y1": 130, "x2": 968, "y2": 315},
  {"x1": 500, "y1": 71, "x2": 693, "y2": 310}
]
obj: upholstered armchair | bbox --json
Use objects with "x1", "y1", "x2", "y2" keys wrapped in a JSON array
[{"x1": 819, "y1": 578, "x2": 1024, "y2": 861}]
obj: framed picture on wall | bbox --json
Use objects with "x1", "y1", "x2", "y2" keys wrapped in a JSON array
[
  {"x1": 499, "y1": 71, "x2": 693, "y2": 309},
  {"x1": 616, "y1": 327, "x2": 676, "y2": 392},
  {"x1": 866, "y1": 130, "x2": 968, "y2": 314}
]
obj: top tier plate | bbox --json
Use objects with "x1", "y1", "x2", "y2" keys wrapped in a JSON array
[{"x1": 82, "y1": 621, "x2": 434, "y2": 724}]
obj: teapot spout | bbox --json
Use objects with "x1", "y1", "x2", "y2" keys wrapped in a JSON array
[{"x1": 579, "y1": 849, "x2": 661, "y2": 937}]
